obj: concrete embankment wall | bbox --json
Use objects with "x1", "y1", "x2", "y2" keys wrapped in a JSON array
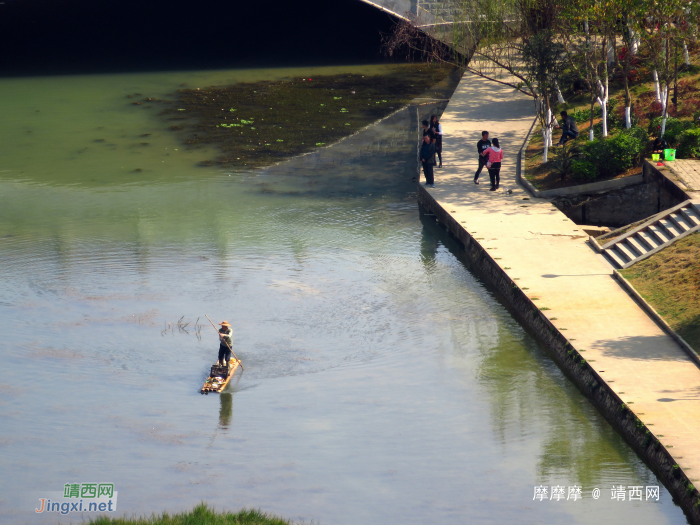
[
  {"x1": 550, "y1": 164, "x2": 688, "y2": 227},
  {"x1": 552, "y1": 180, "x2": 684, "y2": 227},
  {"x1": 416, "y1": 185, "x2": 700, "y2": 524}
]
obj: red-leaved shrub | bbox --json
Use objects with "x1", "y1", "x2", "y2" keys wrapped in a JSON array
[{"x1": 678, "y1": 98, "x2": 700, "y2": 117}]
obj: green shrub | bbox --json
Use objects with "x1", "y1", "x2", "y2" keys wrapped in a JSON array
[
  {"x1": 595, "y1": 138, "x2": 625, "y2": 177},
  {"x1": 571, "y1": 108, "x2": 590, "y2": 123},
  {"x1": 647, "y1": 116, "x2": 694, "y2": 143},
  {"x1": 571, "y1": 106, "x2": 601, "y2": 123},
  {"x1": 549, "y1": 143, "x2": 582, "y2": 180},
  {"x1": 631, "y1": 84, "x2": 652, "y2": 95},
  {"x1": 693, "y1": 109, "x2": 700, "y2": 126},
  {"x1": 575, "y1": 128, "x2": 646, "y2": 180},
  {"x1": 620, "y1": 126, "x2": 650, "y2": 163},
  {"x1": 579, "y1": 139, "x2": 606, "y2": 176},
  {"x1": 607, "y1": 99, "x2": 620, "y2": 130},
  {"x1": 600, "y1": 133, "x2": 643, "y2": 176},
  {"x1": 677, "y1": 128, "x2": 700, "y2": 158},
  {"x1": 571, "y1": 159, "x2": 597, "y2": 180},
  {"x1": 679, "y1": 64, "x2": 700, "y2": 77},
  {"x1": 621, "y1": 125, "x2": 649, "y2": 145}
]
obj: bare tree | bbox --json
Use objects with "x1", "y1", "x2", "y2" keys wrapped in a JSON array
[{"x1": 384, "y1": 0, "x2": 564, "y2": 161}]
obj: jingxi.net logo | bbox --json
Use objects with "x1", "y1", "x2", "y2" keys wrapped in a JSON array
[{"x1": 34, "y1": 483, "x2": 118, "y2": 515}]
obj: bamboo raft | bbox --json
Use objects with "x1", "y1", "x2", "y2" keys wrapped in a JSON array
[{"x1": 200, "y1": 360, "x2": 240, "y2": 394}]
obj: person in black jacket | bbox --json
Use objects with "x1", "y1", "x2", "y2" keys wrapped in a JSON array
[
  {"x1": 555, "y1": 111, "x2": 579, "y2": 145},
  {"x1": 430, "y1": 115, "x2": 443, "y2": 168},
  {"x1": 652, "y1": 137, "x2": 669, "y2": 153},
  {"x1": 422, "y1": 120, "x2": 436, "y2": 143},
  {"x1": 420, "y1": 134, "x2": 436, "y2": 187},
  {"x1": 474, "y1": 131, "x2": 491, "y2": 184}
]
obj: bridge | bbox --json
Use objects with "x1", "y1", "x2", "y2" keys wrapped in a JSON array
[{"x1": 359, "y1": 0, "x2": 447, "y2": 25}]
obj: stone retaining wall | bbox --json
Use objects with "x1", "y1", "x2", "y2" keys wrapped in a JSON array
[
  {"x1": 644, "y1": 159, "x2": 695, "y2": 202},
  {"x1": 551, "y1": 179, "x2": 683, "y2": 227}
]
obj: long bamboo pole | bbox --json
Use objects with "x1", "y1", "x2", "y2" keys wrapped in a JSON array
[{"x1": 205, "y1": 315, "x2": 244, "y2": 370}]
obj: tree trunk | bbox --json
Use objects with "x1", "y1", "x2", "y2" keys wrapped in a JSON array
[
  {"x1": 626, "y1": 17, "x2": 640, "y2": 56},
  {"x1": 673, "y1": 42, "x2": 679, "y2": 114},
  {"x1": 653, "y1": 70, "x2": 661, "y2": 102},
  {"x1": 596, "y1": 76, "x2": 609, "y2": 137},
  {"x1": 600, "y1": 41, "x2": 610, "y2": 137},
  {"x1": 660, "y1": 39, "x2": 671, "y2": 137},
  {"x1": 555, "y1": 81, "x2": 565, "y2": 104},
  {"x1": 589, "y1": 97, "x2": 595, "y2": 141},
  {"x1": 599, "y1": 98, "x2": 608, "y2": 137},
  {"x1": 607, "y1": 40, "x2": 615, "y2": 68},
  {"x1": 542, "y1": 107, "x2": 552, "y2": 163},
  {"x1": 623, "y1": 49, "x2": 632, "y2": 128},
  {"x1": 630, "y1": 27, "x2": 640, "y2": 55}
]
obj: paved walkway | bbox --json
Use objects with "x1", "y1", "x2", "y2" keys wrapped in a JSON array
[
  {"x1": 668, "y1": 159, "x2": 700, "y2": 200},
  {"x1": 429, "y1": 72, "x2": 700, "y2": 482}
]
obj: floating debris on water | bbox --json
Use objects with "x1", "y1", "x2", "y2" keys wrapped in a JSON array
[{"x1": 138, "y1": 64, "x2": 458, "y2": 169}]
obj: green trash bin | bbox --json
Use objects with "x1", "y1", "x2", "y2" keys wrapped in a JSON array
[{"x1": 664, "y1": 148, "x2": 676, "y2": 161}]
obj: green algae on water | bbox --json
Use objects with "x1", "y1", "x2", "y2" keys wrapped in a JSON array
[{"x1": 142, "y1": 64, "x2": 458, "y2": 169}]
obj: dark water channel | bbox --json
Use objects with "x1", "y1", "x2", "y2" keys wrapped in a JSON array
[{"x1": 0, "y1": 66, "x2": 688, "y2": 524}]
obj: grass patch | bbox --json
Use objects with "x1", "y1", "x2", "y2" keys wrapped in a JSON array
[
  {"x1": 139, "y1": 64, "x2": 458, "y2": 169},
  {"x1": 620, "y1": 232, "x2": 700, "y2": 351},
  {"x1": 89, "y1": 503, "x2": 293, "y2": 525}
]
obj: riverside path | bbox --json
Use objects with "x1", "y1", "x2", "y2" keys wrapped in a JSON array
[{"x1": 420, "y1": 71, "x2": 700, "y2": 506}]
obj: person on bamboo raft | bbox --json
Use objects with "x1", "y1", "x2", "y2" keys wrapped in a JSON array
[{"x1": 216, "y1": 321, "x2": 233, "y2": 366}]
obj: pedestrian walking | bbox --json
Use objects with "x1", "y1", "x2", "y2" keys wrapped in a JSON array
[
  {"x1": 430, "y1": 115, "x2": 443, "y2": 168},
  {"x1": 484, "y1": 138, "x2": 503, "y2": 191},
  {"x1": 420, "y1": 134, "x2": 436, "y2": 188},
  {"x1": 474, "y1": 131, "x2": 491, "y2": 184}
]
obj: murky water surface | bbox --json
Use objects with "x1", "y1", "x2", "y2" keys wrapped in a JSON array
[{"x1": 0, "y1": 66, "x2": 689, "y2": 524}]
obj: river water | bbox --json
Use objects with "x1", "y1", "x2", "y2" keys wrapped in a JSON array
[{"x1": 0, "y1": 65, "x2": 688, "y2": 524}]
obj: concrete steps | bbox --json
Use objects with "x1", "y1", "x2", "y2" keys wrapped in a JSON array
[{"x1": 600, "y1": 200, "x2": 700, "y2": 269}]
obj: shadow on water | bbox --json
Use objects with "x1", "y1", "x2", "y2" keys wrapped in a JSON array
[
  {"x1": 419, "y1": 213, "x2": 440, "y2": 272},
  {"x1": 219, "y1": 393, "x2": 233, "y2": 429},
  {"x1": 206, "y1": 387, "x2": 236, "y2": 449}
]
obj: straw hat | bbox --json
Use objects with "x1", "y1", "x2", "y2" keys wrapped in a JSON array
[{"x1": 219, "y1": 321, "x2": 231, "y2": 327}]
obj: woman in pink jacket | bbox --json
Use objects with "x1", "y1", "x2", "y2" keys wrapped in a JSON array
[{"x1": 484, "y1": 138, "x2": 503, "y2": 191}]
